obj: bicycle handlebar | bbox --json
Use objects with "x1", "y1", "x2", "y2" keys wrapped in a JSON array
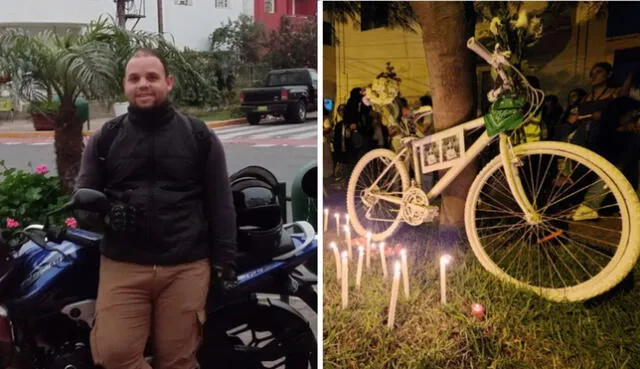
[
  {"x1": 467, "y1": 37, "x2": 495, "y2": 67},
  {"x1": 467, "y1": 37, "x2": 512, "y2": 100}
]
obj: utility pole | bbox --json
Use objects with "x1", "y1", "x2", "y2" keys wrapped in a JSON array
[
  {"x1": 116, "y1": 0, "x2": 126, "y2": 28},
  {"x1": 157, "y1": 0, "x2": 164, "y2": 34}
]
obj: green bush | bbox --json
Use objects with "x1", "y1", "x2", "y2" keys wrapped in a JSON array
[{"x1": 0, "y1": 160, "x2": 69, "y2": 245}]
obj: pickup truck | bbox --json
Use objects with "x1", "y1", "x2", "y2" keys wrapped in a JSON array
[{"x1": 239, "y1": 68, "x2": 317, "y2": 125}]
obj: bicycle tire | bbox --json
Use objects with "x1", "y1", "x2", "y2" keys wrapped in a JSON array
[
  {"x1": 465, "y1": 141, "x2": 640, "y2": 302},
  {"x1": 346, "y1": 149, "x2": 410, "y2": 241}
]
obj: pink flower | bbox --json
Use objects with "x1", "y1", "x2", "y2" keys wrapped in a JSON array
[
  {"x1": 5, "y1": 218, "x2": 20, "y2": 229},
  {"x1": 65, "y1": 217, "x2": 77, "y2": 229},
  {"x1": 34, "y1": 164, "x2": 49, "y2": 175}
]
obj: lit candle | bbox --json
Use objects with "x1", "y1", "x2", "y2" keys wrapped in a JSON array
[
  {"x1": 440, "y1": 254, "x2": 452, "y2": 305},
  {"x1": 329, "y1": 242, "x2": 341, "y2": 281},
  {"x1": 400, "y1": 248, "x2": 409, "y2": 298},
  {"x1": 341, "y1": 251, "x2": 349, "y2": 309},
  {"x1": 387, "y1": 261, "x2": 401, "y2": 329},
  {"x1": 355, "y1": 245, "x2": 364, "y2": 289},
  {"x1": 365, "y1": 231, "x2": 372, "y2": 269},
  {"x1": 379, "y1": 242, "x2": 388, "y2": 278},
  {"x1": 334, "y1": 213, "x2": 340, "y2": 236},
  {"x1": 471, "y1": 303, "x2": 485, "y2": 320},
  {"x1": 343, "y1": 225, "x2": 352, "y2": 259},
  {"x1": 324, "y1": 208, "x2": 329, "y2": 232}
]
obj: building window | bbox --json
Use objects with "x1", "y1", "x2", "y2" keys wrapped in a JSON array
[
  {"x1": 606, "y1": 2, "x2": 640, "y2": 38},
  {"x1": 360, "y1": 2, "x2": 389, "y2": 31},
  {"x1": 174, "y1": 0, "x2": 192, "y2": 5},
  {"x1": 264, "y1": 0, "x2": 275, "y2": 14},
  {"x1": 215, "y1": 0, "x2": 228, "y2": 8},
  {"x1": 323, "y1": 22, "x2": 332, "y2": 46}
]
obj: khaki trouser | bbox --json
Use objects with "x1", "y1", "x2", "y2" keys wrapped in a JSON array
[{"x1": 90, "y1": 256, "x2": 211, "y2": 369}]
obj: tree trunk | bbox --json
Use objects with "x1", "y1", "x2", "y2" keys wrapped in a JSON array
[
  {"x1": 54, "y1": 103, "x2": 84, "y2": 194},
  {"x1": 410, "y1": 2, "x2": 478, "y2": 242}
]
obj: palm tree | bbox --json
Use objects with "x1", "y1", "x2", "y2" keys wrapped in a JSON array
[
  {"x1": 324, "y1": 1, "x2": 477, "y2": 239},
  {"x1": 0, "y1": 20, "x2": 120, "y2": 194},
  {"x1": 0, "y1": 17, "x2": 207, "y2": 194}
]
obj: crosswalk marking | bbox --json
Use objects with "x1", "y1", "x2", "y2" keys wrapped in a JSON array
[
  {"x1": 289, "y1": 131, "x2": 318, "y2": 139},
  {"x1": 215, "y1": 123, "x2": 315, "y2": 140},
  {"x1": 250, "y1": 125, "x2": 316, "y2": 139},
  {"x1": 211, "y1": 124, "x2": 257, "y2": 135},
  {"x1": 0, "y1": 123, "x2": 318, "y2": 148}
]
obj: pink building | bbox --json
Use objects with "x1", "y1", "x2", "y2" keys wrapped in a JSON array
[{"x1": 254, "y1": 0, "x2": 317, "y2": 34}]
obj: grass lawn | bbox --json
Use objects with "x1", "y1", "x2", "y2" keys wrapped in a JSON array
[{"x1": 323, "y1": 225, "x2": 640, "y2": 369}]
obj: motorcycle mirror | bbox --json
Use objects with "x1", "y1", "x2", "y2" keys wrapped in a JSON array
[
  {"x1": 21, "y1": 229, "x2": 48, "y2": 249},
  {"x1": 70, "y1": 188, "x2": 110, "y2": 215}
]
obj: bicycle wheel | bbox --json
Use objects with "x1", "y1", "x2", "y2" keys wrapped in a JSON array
[
  {"x1": 465, "y1": 141, "x2": 640, "y2": 302},
  {"x1": 346, "y1": 149, "x2": 410, "y2": 241}
]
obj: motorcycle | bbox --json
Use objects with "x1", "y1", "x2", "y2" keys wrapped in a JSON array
[{"x1": 0, "y1": 188, "x2": 318, "y2": 369}]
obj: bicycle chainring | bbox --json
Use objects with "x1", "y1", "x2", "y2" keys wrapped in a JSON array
[{"x1": 401, "y1": 187, "x2": 432, "y2": 226}]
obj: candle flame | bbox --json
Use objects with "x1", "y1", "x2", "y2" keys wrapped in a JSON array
[
  {"x1": 341, "y1": 250, "x2": 348, "y2": 259},
  {"x1": 358, "y1": 245, "x2": 364, "y2": 253},
  {"x1": 366, "y1": 231, "x2": 371, "y2": 239},
  {"x1": 400, "y1": 248, "x2": 406, "y2": 256},
  {"x1": 440, "y1": 254, "x2": 452, "y2": 265},
  {"x1": 324, "y1": 208, "x2": 329, "y2": 214},
  {"x1": 329, "y1": 242, "x2": 337, "y2": 249}
]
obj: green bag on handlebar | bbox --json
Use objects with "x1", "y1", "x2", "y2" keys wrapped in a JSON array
[{"x1": 484, "y1": 94, "x2": 527, "y2": 137}]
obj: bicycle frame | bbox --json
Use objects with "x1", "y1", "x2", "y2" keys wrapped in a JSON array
[{"x1": 370, "y1": 116, "x2": 539, "y2": 223}]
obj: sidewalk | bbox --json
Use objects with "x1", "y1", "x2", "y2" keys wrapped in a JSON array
[{"x1": 0, "y1": 116, "x2": 247, "y2": 138}]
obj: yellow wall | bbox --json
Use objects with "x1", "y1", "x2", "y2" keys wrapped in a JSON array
[
  {"x1": 323, "y1": 42, "x2": 336, "y2": 101},
  {"x1": 323, "y1": 3, "x2": 640, "y2": 109},
  {"x1": 330, "y1": 19, "x2": 429, "y2": 106}
]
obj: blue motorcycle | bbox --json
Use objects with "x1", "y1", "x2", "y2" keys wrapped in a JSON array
[{"x1": 0, "y1": 188, "x2": 318, "y2": 369}]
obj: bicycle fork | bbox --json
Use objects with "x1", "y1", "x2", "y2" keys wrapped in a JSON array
[{"x1": 498, "y1": 133, "x2": 541, "y2": 225}]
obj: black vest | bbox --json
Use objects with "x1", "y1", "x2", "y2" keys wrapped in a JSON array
[{"x1": 101, "y1": 103, "x2": 209, "y2": 266}]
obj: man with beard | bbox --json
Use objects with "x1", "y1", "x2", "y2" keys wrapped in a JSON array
[{"x1": 75, "y1": 48, "x2": 237, "y2": 369}]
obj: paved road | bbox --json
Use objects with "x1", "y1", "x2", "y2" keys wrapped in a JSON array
[{"x1": 0, "y1": 120, "x2": 317, "y2": 185}]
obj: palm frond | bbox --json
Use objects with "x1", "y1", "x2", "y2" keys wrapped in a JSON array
[{"x1": 324, "y1": 1, "x2": 417, "y2": 30}]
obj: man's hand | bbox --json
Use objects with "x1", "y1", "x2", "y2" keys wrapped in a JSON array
[
  {"x1": 105, "y1": 202, "x2": 138, "y2": 232},
  {"x1": 213, "y1": 263, "x2": 237, "y2": 291}
]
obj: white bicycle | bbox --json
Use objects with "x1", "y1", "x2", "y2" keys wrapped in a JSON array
[{"x1": 346, "y1": 37, "x2": 640, "y2": 302}]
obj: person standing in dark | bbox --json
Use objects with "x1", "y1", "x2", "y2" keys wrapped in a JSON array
[
  {"x1": 75, "y1": 48, "x2": 237, "y2": 369},
  {"x1": 553, "y1": 88, "x2": 587, "y2": 141},
  {"x1": 542, "y1": 95, "x2": 564, "y2": 141},
  {"x1": 343, "y1": 87, "x2": 374, "y2": 164}
]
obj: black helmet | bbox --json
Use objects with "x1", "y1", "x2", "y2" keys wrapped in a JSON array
[{"x1": 230, "y1": 167, "x2": 283, "y2": 254}]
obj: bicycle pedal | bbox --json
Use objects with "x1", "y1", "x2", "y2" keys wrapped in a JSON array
[{"x1": 423, "y1": 206, "x2": 439, "y2": 222}]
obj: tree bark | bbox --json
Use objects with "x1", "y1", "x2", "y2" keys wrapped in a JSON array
[
  {"x1": 54, "y1": 103, "x2": 84, "y2": 194},
  {"x1": 410, "y1": 2, "x2": 478, "y2": 241}
]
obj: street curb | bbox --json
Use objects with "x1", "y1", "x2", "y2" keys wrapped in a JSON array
[{"x1": 0, "y1": 118, "x2": 247, "y2": 139}]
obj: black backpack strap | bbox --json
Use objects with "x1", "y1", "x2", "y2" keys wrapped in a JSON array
[
  {"x1": 97, "y1": 115, "x2": 126, "y2": 179},
  {"x1": 177, "y1": 112, "x2": 212, "y2": 173}
]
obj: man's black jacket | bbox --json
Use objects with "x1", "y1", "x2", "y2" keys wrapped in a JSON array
[{"x1": 75, "y1": 101, "x2": 237, "y2": 267}]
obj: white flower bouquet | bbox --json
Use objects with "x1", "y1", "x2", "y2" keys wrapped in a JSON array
[{"x1": 365, "y1": 62, "x2": 401, "y2": 106}]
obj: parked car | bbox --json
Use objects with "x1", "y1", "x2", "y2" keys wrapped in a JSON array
[{"x1": 240, "y1": 68, "x2": 317, "y2": 125}]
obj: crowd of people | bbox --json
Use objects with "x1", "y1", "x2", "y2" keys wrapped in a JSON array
[{"x1": 323, "y1": 62, "x2": 640, "y2": 203}]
